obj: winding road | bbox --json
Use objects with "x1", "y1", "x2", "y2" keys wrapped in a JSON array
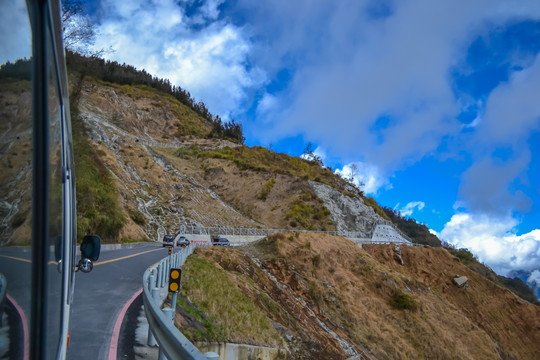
[
  {"x1": 67, "y1": 243, "x2": 172, "y2": 359},
  {"x1": 0, "y1": 242, "x2": 175, "y2": 359}
]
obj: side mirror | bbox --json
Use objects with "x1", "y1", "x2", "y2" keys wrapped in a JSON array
[
  {"x1": 81, "y1": 235, "x2": 101, "y2": 261},
  {"x1": 77, "y1": 235, "x2": 101, "y2": 273}
]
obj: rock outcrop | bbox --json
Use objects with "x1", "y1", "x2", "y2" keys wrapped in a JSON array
[
  {"x1": 309, "y1": 181, "x2": 384, "y2": 237},
  {"x1": 453, "y1": 275, "x2": 469, "y2": 288}
]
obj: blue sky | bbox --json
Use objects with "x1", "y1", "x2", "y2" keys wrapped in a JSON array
[
  {"x1": 3, "y1": 0, "x2": 539, "y2": 288},
  {"x1": 86, "y1": 0, "x2": 540, "y2": 283}
]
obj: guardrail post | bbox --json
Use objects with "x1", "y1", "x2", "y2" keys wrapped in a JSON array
[
  {"x1": 157, "y1": 263, "x2": 163, "y2": 288},
  {"x1": 147, "y1": 286, "x2": 161, "y2": 347},
  {"x1": 149, "y1": 274, "x2": 156, "y2": 291},
  {"x1": 159, "y1": 307, "x2": 175, "y2": 360},
  {"x1": 163, "y1": 307, "x2": 174, "y2": 324},
  {"x1": 151, "y1": 268, "x2": 157, "y2": 287},
  {"x1": 161, "y1": 261, "x2": 167, "y2": 287}
]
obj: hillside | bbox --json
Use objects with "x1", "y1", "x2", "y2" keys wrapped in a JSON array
[
  {"x1": 176, "y1": 234, "x2": 540, "y2": 359},
  {"x1": 65, "y1": 68, "x2": 393, "y2": 243},
  {"x1": 2, "y1": 56, "x2": 539, "y2": 359}
]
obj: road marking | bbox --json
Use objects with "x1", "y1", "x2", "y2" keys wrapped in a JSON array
[
  {"x1": 94, "y1": 247, "x2": 164, "y2": 266},
  {"x1": 1, "y1": 247, "x2": 164, "y2": 266},
  {"x1": 7, "y1": 294, "x2": 29, "y2": 360},
  {"x1": 0, "y1": 254, "x2": 32, "y2": 263},
  {"x1": 108, "y1": 288, "x2": 142, "y2": 360}
]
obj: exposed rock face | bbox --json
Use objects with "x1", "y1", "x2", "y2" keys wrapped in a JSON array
[
  {"x1": 74, "y1": 80, "x2": 261, "y2": 240},
  {"x1": 309, "y1": 181, "x2": 384, "y2": 237}
]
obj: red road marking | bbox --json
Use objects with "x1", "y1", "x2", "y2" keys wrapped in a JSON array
[
  {"x1": 6, "y1": 294, "x2": 29, "y2": 360},
  {"x1": 108, "y1": 288, "x2": 142, "y2": 360}
]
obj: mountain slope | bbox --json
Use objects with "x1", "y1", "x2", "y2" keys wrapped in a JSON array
[
  {"x1": 178, "y1": 234, "x2": 540, "y2": 359},
  {"x1": 71, "y1": 74, "x2": 389, "y2": 241}
]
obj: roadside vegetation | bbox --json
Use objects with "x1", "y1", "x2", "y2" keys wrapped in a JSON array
[
  {"x1": 70, "y1": 76, "x2": 126, "y2": 242},
  {"x1": 176, "y1": 145, "x2": 339, "y2": 186},
  {"x1": 177, "y1": 253, "x2": 283, "y2": 346},
  {"x1": 285, "y1": 193, "x2": 333, "y2": 230}
]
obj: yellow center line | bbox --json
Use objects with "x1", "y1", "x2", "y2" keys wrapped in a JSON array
[
  {"x1": 94, "y1": 247, "x2": 164, "y2": 266},
  {"x1": 1, "y1": 247, "x2": 165, "y2": 266},
  {"x1": 0, "y1": 254, "x2": 32, "y2": 263}
]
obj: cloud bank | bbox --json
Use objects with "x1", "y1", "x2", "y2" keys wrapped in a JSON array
[
  {"x1": 93, "y1": 0, "x2": 265, "y2": 120},
  {"x1": 85, "y1": 0, "x2": 540, "y2": 279},
  {"x1": 439, "y1": 213, "x2": 540, "y2": 276}
]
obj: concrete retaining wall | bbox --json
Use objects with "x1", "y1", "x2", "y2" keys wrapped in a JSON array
[
  {"x1": 180, "y1": 234, "x2": 267, "y2": 245},
  {"x1": 371, "y1": 224, "x2": 411, "y2": 245}
]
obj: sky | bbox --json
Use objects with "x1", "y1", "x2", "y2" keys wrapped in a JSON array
[{"x1": 2, "y1": 0, "x2": 539, "y2": 290}]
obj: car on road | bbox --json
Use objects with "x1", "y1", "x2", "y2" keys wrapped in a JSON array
[
  {"x1": 177, "y1": 236, "x2": 190, "y2": 247},
  {"x1": 212, "y1": 236, "x2": 230, "y2": 246},
  {"x1": 163, "y1": 234, "x2": 175, "y2": 247}
]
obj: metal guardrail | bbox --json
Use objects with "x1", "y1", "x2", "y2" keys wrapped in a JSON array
[{"x1": 142, "y1": 246, "x2": 218, "y2": 360}]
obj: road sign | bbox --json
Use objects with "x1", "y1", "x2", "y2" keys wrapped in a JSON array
[{"x1": 169, "y1": 268, "x2": 181, "y2": 292}]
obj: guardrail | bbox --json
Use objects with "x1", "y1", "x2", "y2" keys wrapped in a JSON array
[
  {"x1": 142, "y1": 245, "x2": 218, "y2": 360},
  {"x1": 177, "y1": 223, "x2": 413, "y2": 245}
]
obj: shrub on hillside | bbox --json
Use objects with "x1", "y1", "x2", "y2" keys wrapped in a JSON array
[{"x1": 389, "y1": 292, "x2": 419, "y2": 312}]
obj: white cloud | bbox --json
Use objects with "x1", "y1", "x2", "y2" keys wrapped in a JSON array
[
  {"x1": 528, "y1": 270, "x2": 540, "y2": 285},
  {"x1": 313, "y1": 147, "x2": 327, "y2": 161},
  {"x1": 0, "y1": 0, "x2": 31, "y2": 64},
  {"x1": 335, "y1": 162, "x2": 388, "y2": 194},
  {"x1": 398, "y1": 201, "x2": 426, "y2": 217},
  {"x1": 240, "y1": 0, "x2": 540, "y2": 167},
  {"x1": 527, "y1": 270, "x2": 540, "y2": 298},
  {"x1": 457, "y1": 150, "x2": 532, "y2": 215},
  {"x1": 256, "y1": 92, "x2": 278, "y2": 118},
  {"x1": 299, "y1": 146, "x2": 326, "y2": 164},
  {"x1": 439, "y1": 212, "x2": 540, "y2": 276},
  {"x1": 231, "y1": 0, "x2": 540, "y2": 225},
  {"x1": 93, "y1": 0, "x2": 265, "y2": 120},
  {"x1": 454, "y1": 54, "x2": 540, "y2": 215},
  {"x1": 479, "y1": 54, "x2": 540, "y2": 144},
  {"x1": 429, "y1": 228, "x2": 439, "y2": 236},
  {"x1": 199, "y1": 0, "x2": 225, "y2": 21}
]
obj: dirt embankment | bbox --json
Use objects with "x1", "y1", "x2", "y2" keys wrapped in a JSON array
[
  {"x1": 364, "y1": 244, "x2": 540, "y2": 360},
  {"x1": 188, "y1": 235, "x2": 539, "y2": 360}
]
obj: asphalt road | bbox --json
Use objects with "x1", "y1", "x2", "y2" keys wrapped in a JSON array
[{"x1": 66, "y1": 243, "x2": 173, "y2": 359}]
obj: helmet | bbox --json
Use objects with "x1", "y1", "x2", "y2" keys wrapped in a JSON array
[{"x1": 78, "y1": 258, "x2": 94, "y2": 273}]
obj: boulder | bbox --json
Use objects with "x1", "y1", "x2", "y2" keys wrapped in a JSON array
[{"x1": 453, "y1": 275, "x2": 469, "y2": 288}]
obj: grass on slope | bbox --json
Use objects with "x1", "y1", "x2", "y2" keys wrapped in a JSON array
[
  {"x1": 176, "y1": 145, "x2": 390, "y2": 222},
  {"x1": 91, "y1": 78, "x2": 213, "y2": 139},
  {"x1": 71, "y1": 77, "x2": 126, "y2": 242},
  {"x1": 176, "y1": 145, "x2": 339, "y2": 186},
  {"x1": 178, "y1": 253, "x2": 282, "y2": 346}
]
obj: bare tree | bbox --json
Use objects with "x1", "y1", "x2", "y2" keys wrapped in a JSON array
[
  {"x1": 302, "y1": 142, "x2": 323, "y2": 166},
  {"x1": 62, "y1": 0, "x2": 103, "y2": 56},
  {"x1": 346, "y1": 163, "x2": 365, "y2": 190},
  {"x1": 348, "y1": 163, "x2": 358, "y2": 183}
]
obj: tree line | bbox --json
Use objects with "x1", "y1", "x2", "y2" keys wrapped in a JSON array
[
  {"x1": 381, "y1": 206, "x2": 442, "y2": 246},
  {"x1": 1, "y1": 53, "x2": 244, "y2": 144},
  {"x1": 65, "y1": 51, "x2": 244, "y2": 143}
]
